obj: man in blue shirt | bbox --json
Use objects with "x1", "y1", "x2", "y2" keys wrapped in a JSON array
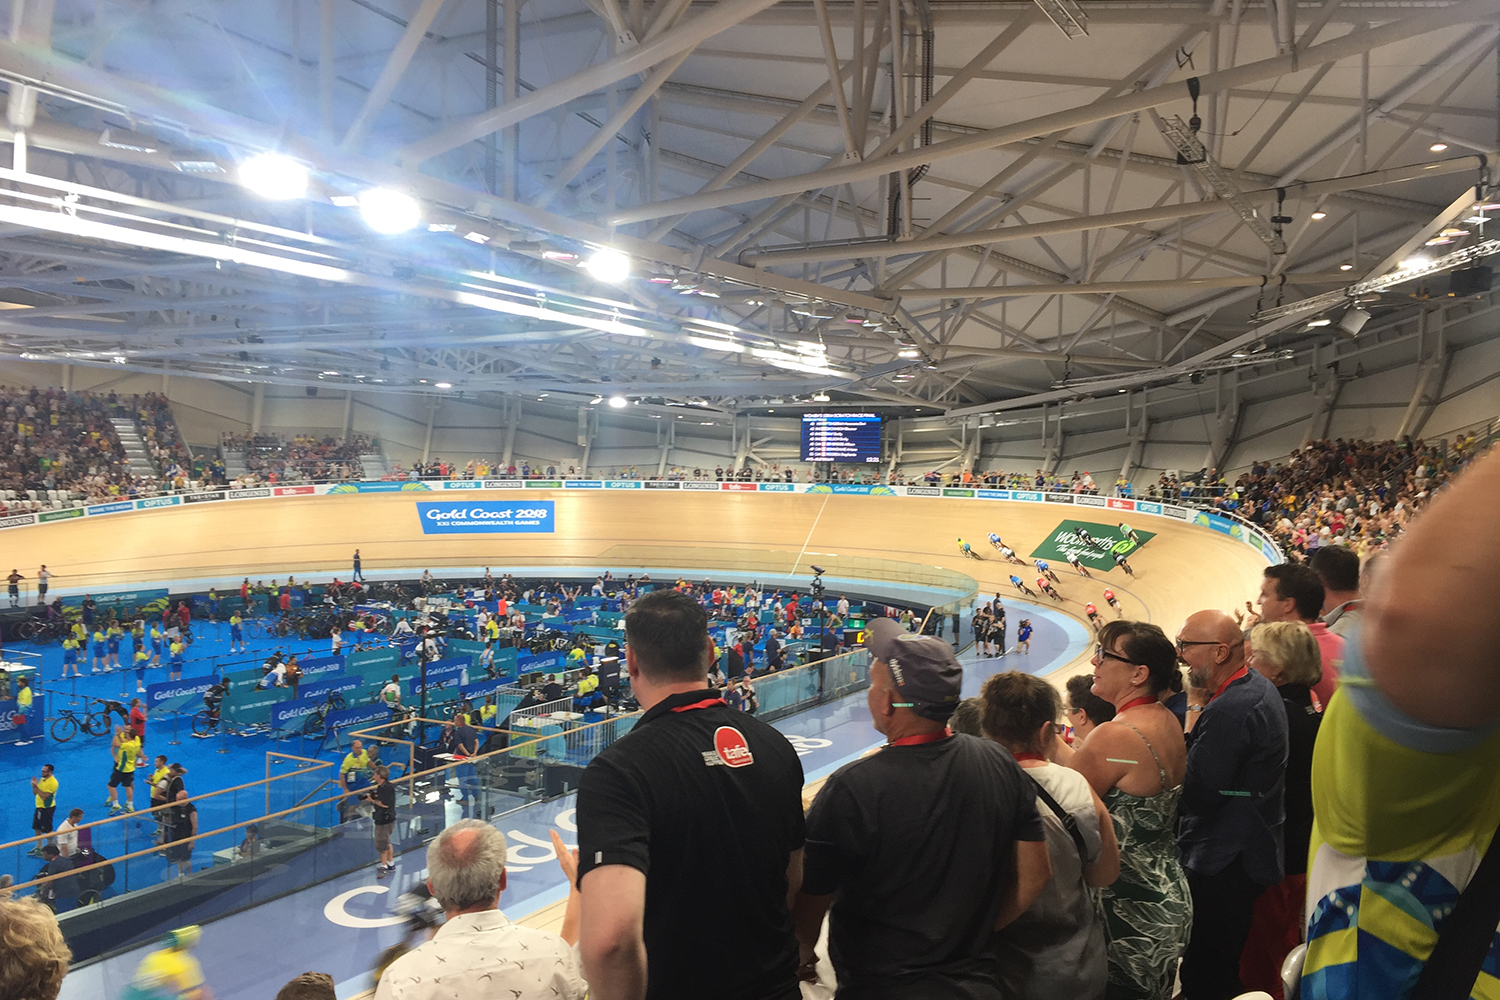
[{"x1": 1174, "y1": 609, "x2": 1289, "y2": 1000}]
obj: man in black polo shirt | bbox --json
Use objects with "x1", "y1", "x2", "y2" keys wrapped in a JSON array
[
  {"x1": 794, "y1": 619, "x2": 1051, "y2": 999},
  {"x1": 576, "y1": 589, "x2": 805, "y2": 1000}
]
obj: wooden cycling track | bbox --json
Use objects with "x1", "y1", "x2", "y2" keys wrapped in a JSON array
[{"x1": 2, "y1": 490, "x2": 1269, "y2": 678}]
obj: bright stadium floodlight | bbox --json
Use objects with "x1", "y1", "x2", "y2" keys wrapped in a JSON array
[
  {"x1": 358, "y1": 188, "x2": 422, "y2": 234},
  {"x1": 238, "y1": 153, "x2": 309, "y2": 201},
  {"x1": 583, "y1": 248, "x2": 631, "y2": 284},
  {"x1": 608, "y1": 395, "x2": 628, "y2": 408}
]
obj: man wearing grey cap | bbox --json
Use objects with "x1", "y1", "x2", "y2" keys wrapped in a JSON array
[{"x1": 793, "y1": 618, "x2": 1052, "y2": 999}]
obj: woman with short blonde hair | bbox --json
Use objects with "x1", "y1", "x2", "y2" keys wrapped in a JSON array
[
  {"x1": 0, "y1": 897, "x2": 71, "y2": 1000},
  {"x1": 1248, "y1": 621, "x2": 1322, "y2": 688},
  {"x1": 1242, "y1": 620, "x2": 1325, "y2": 993}
]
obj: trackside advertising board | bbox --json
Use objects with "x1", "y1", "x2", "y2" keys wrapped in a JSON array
[
  {"x1": 7, "y1": 479, "x2": 1280, "y2": 565},
  {"x1": 1029, "y1": 520, "x2": 1155, "y2": 571},
  {"x1": 416, "y1": 501, "x2": 554, "y2": 534}
]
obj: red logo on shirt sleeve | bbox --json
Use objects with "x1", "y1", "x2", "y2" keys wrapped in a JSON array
[{"x1": 712, "y1": 726, "x2": 755, "y2": 768}]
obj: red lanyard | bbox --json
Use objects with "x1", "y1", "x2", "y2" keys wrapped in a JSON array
[
  {"x1": 1117, "y1": 695, "x2": 1157, "y2": 713},
  {"x1": 1211, "y1": 666, "x2": 1248, "y2": 702},
  {"x1": 1012, "y1": 751, "x2": 1048, "y2": 763},
  {"x1": 670, "y1": 697, "x2": 727, "y2": 713},
  {"x1": 886, "y1": 728, "x2": 952, "y2": 748}
]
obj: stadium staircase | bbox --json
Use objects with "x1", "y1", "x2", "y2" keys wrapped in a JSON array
[{"x1": 109, "y1": 418, "x2": 157, "y2": 479}]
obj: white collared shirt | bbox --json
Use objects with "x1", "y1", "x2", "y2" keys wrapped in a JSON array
[{"x1": 374, "y1": 909, "x2": 586, "y2": 1000}]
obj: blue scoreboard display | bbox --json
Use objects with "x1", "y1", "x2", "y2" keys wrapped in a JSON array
[{"x1": 801, "y1": 412, "x2": 882, "y2": 463}]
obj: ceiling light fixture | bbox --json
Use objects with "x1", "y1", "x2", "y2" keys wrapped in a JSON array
[
  {"x1": 357, "y1": 188, "x2": 422, "y2": 234},
  {"x1": 897, "y1": 348, "x2": 921, "y2": 359},
  {"x1": 608, "y1": 395, "x2": 628, "y2": 408},
  {"x1": 1430, "y1": 141, "x2": 1449, "y2": 152},
  {"x1": 589, "y1": 395, "x2": 603, "y2": 405},
  {"x1": 434, "y1": 381, "x2": 453, "y2": 389},
  {"x1": 1309, "y1": 211, "x2": 1327, "y2": 220},
  {"x1": 582, "y1": 248, "x2": 631, "y2": 284},
  {"x1": 1339, "y1": 263, "x2": 1354, "y2": 271},
  {"x1": 1307, "y1": 318, "x2": 1332, "y2": 327},
  {"x1": 239, "y1": 153, "x2": 309, "y2": 201},
  {"x1": 811, "y1": 392, "x2": 830, "y2": 402}
]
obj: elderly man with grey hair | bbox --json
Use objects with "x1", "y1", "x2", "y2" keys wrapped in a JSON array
[{"x1": 375, "y1": 819, "x2": 586, "y2": 1000}]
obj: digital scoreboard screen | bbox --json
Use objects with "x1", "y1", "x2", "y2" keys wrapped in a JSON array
[{"x1": 801, "y1": 412, "x2": 882, "y2": 463}]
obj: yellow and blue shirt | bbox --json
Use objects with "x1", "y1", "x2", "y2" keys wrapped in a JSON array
[{"x1": 1302, "y1": 629, "x2": 1500, "y2": 1000}]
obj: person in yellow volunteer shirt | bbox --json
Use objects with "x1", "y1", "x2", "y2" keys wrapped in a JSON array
[
  {"x1": 91, "y1": 627, "x2": 109, "y2": 674},
  {"x1": 61, "y1": 636, "x2": 81, "y2": 678},
  {"x1": 107, "y1": 726, "x2": 144, "y2": 813},
  {"x1": 123, "y1": 925, "x2": 213, "y2": 1000},
  {"x1": 341, "y1": 739, "x2": 371, "y2": 793},
  {"x1": 30, "y1": 763, "x2": 57, "y2": 857},
  {"x1": 107, "y1": 621, "x2": 124, "y2": 671},
  {"x1": 168, "y1": 639, "x2": 185, "y2": 681},
  {"x1": 133, "y1": 648, "x2": 152, "y2": 694},
  {"x1": 228, "y1": 612, "x2": 245, "y2": 654},
  {"x1": 150, "y1": 622, "x2": 165, "y2": 666},
  {"x1": 576, "y1": 666, "x2": 600, "y2": 706}
]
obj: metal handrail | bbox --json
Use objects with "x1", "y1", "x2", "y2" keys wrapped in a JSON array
[{"x1": 7, "y1": 713, "x2": 629, "y2": 893}]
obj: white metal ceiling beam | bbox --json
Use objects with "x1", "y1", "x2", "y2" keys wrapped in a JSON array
[
  {"x1": 896, "y1": 274, "x2": 1351, "y2": 298},
  {"x1": 740, "y1": 155, "x2": 1484, "y2": 266},
  {"x1": 1272, "y1": 27, "x2": 1499, "y2": 185},
  {"x1": 398, "y1": 0, "x2": 789, "y2": 165},
  {"x1": 604, "y1": 0, "x2": 1497, "y2": 225},
  {"x1": 340, "y1": 0, "x2": 450, "y2": 150}
]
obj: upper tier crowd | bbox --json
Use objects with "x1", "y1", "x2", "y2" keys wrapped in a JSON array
[
  {"x1": 1158, "y1": 435, "x2": 1486, "y2": 560},
  {"x1": 0, "y1": 387, "x2": 199, "y2": 509},
  {"x1": 224, "y1": 432, "x2": 375, "y2": 485}
]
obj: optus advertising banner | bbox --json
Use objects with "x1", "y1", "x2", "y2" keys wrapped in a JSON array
[{"x1": 416, "y1": 501, "x2": 555, "y2": 534}]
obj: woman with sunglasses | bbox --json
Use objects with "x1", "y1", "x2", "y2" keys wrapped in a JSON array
[{"x1": 1052, "y1": 621, "x2": 1189, "y2": 1000}]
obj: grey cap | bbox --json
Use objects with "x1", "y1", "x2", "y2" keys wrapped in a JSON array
[{"x1": 863, "y1": 618, "x2": 963, "y2": 722}]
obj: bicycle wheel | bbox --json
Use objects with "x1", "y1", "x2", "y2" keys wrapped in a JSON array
[
  {"x1": 191, "y1": 711, "x2": 216, "y2": 737},
  {"x1": 300, "y1": 710, "x2": 325, "y2": 738},
  {"x1": 15, "y1": 619, "x2": 36, "y2": 640},
  {"x1": 329, "y1": 692, "x2": 346, "y2": 712},
  {"x1": 50, "y1": 715, "x2": 78, "y2": 742}
]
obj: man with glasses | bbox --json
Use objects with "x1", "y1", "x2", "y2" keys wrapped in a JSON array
[{"x1": 1173, "y1": 610, "x2": 1288, "y2": 1000}]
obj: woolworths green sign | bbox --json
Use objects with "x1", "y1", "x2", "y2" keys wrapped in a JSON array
[{"x1": 1030, "y1": 520, "x2": 1153, "y2": 571}]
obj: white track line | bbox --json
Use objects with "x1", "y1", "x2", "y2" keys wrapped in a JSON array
[{"x1": 790, "y1": 495, "x2": 830, "y2": 578}]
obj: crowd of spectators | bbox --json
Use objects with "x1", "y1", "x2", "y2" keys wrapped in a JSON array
[
  {"x1": 1155, "y1": 434, "x2": 1488, "y2": 559},
  {"x1": 371, "y1": 458, "x2": 1120, "y2": 490},
  {"x1": 131, "y1": 392, "x2": 195, "y2": 485},
  {"x1": 225, "y1": 432, "x2": 375, "y2": 484},
  {"x1": 348, "y1": 447, "x2": 1499, "y2": 1000},
  {"x1": 0, "y1": 386, "x2": 211, "y2": 510}
]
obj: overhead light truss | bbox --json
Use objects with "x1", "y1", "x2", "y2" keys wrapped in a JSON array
[
  {"x1": 1050, "y1": 349, "x2": 1296, "y2": 390},
  {"x1": 1031, "y1": 0, "x2": 1089, "y2": 37},
  {"x1": 1158, "y1": 115, "x2": 1286, "y2": 255},
  {"x1": 1249, "y1": 238, "x2": 1500, "y2": 323}
]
